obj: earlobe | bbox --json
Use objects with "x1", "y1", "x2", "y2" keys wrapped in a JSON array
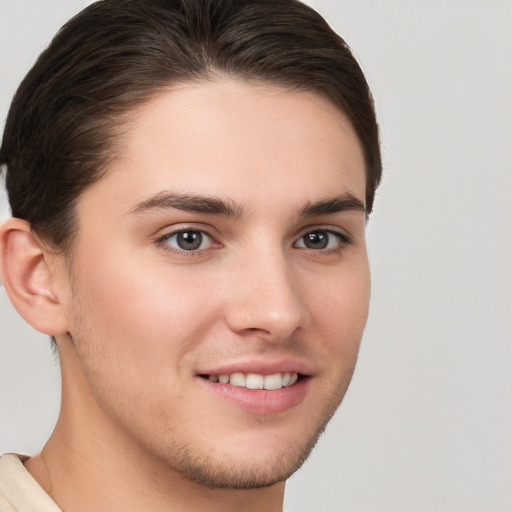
[{"x1": 0, "y1": 218, "x2": 68, "y2": 336}]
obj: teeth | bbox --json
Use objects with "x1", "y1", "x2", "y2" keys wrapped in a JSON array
[
  {"x1": 246, "y1": 374, "x2": 264, "y2": 389},
  {"x1": 229, "y1": 372, "x2": 246, "y2": 387},
  {"x1": 206, "y1": 372, "x2": 299, "y2": 390},
  {"x1": 264, "y1": 373, "x2": 284, "y2": 390}
]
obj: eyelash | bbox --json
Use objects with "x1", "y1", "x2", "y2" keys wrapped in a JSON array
[{"x1": 155, "y1": 227, "x2": 352, "y2": 256}]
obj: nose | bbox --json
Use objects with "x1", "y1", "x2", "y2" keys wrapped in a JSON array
[{"x1": 223, "y1": 248, "x2": 310, "y2": 341}]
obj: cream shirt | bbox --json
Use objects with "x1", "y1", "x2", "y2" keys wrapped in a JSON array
[{"x1": 0, "y1": 454, "x2": 61, "y2": 512}]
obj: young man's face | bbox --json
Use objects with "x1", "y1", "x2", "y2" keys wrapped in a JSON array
[{"x1": 56, "y1": 79, "x2": 370, "y2": 488}]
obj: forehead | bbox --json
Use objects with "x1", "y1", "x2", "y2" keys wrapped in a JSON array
[{"x1": 77, "y1": 79, "x2": 366, "y2": 218}]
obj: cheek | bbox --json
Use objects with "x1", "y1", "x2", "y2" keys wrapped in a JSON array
[
  {"x1": 65, "y1": 258, "x2": 223, "y2": 418},
  {"x1": 309, "y1": 262, "x2": 370, "y2": 355},
  {"x1": 70, "y1": 253, "x2": 225, "y2": 359}
]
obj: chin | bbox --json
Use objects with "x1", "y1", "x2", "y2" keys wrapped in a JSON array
[
  {"x1": 167, "y1": 418, "x2": 329, "y2": 490},
  {"x1": 176, "y1": 452, "x2": 306, "y2": 490}
]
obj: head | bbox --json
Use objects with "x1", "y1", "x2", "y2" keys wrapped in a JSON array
[{"x1": 0, "y1": 0, "x2": 381, "y2": 493}]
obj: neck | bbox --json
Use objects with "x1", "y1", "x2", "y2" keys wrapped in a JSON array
[{"x1": 26, "y1": 444, "x2": 285, "y2": 512}]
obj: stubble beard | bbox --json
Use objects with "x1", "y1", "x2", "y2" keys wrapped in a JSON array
[
  {"x1": 160, "y1": 377, "x2": 354, "y2": 490},
  {"x1": 66, "y1": 277, "x2": 357, "y2": 491},
  {"x1": 171, "y1": 420, "x2": 329, "y2": 490},
  {"x1": 68, "y1": 316, "x2": 355, "y2": 492},
  {"x1": 70, "y1": 337, "x2": 354, "y2": 491}
]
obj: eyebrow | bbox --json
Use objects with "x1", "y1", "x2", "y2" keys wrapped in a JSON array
[
  {"x1": 300, "y1": 193, "x2": 366, "y2": 217},
  {"x1": 128, "y1": 192, "x2": 244, "y2": 217},
  {"x1": 128, "y1": 191, "x2": 366, "y2": 218}
]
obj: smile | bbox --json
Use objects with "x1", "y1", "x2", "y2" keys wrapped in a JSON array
[{"x1": 203, "y1": 372, "x2": 299, "y2": 390}]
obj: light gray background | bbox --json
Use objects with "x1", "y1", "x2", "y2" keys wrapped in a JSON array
[{"x1": 1, "y1": 1, "x2": 511, "y2": 511}]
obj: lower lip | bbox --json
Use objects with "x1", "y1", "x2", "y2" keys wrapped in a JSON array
[{"x1": 198, "y1": 377, "x2": 310, "y2": 415}]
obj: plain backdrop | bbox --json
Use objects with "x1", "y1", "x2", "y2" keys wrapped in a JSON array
[{"x1": 1, "y1": 1, "x2": 511, "y2": 511}]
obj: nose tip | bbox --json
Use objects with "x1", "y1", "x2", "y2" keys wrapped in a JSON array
[{"x1": 224, "y1": 258, "x2": 310, "y2": 340}]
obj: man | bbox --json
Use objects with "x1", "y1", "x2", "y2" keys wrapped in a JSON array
[{"x1": 0, "y1": 0, "x2": 381, "y2": 510}]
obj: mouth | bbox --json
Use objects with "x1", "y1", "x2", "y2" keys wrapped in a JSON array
[
  {"x1": 198, "y1": 371, "x2": 309, "y2": 414},
  {"x1": 196, "y1": 360, "x2": 312, "y2": 414},
  {"x1": 199, "y1": 372, "x2": 300, "y2": 390}
]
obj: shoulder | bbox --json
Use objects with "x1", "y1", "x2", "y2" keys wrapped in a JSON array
[{"x1": 0, "y1": 453, "x2": 61, "y2": 512}]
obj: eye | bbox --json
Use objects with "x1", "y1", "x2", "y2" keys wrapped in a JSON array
[
  {"x1": 159, "y1": 229, "x2": 214, "y2": 252},
  {"x1": 294, "y1": 230, "x2": 348, "y2": 251}
]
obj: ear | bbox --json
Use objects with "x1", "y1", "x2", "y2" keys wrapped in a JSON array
[{"x1": 0, "y1": 218, "x2": 69, "y2": 336}]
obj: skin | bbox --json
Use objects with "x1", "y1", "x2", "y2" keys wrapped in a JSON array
[{"x1": 3, "y1": 79, "x2": 370, "y2": 512}]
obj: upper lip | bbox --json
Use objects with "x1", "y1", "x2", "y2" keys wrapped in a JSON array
[{"x1": 197, "y1": 358, "x2": 313, "y2": 377}]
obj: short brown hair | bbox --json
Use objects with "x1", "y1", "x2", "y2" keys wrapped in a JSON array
[{"x1": 1, "y1": 0, "x2": 381, "y2": 251}]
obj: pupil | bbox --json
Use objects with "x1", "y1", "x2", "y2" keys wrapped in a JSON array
[
  {"x1": 305, "y1": 231, "x2": 328, "y2": 249},
  {"x1": 177, "y1": 231, "x2": 202, "y2": 250}
]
